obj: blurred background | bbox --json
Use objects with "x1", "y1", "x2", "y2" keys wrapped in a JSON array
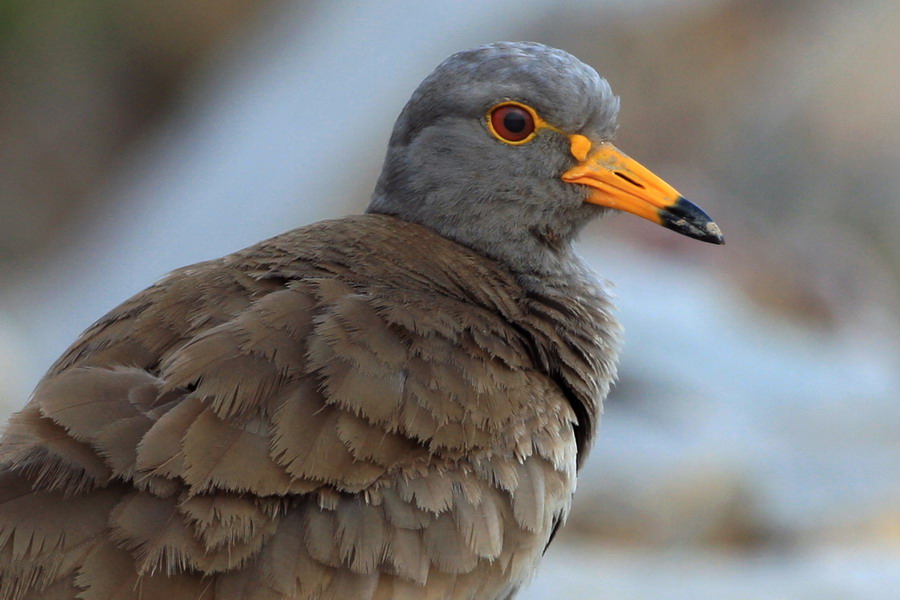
[{"x1": 1, "y1": 0, "x2": 898, "y2": 597}]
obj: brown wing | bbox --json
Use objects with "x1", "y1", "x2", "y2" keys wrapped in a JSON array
[{"x1": 0, "y1": 216, "x2": 600, "y2": 600}]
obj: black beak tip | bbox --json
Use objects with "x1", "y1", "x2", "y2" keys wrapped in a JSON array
[{"x1": 661, "y1": 197, "x2": 725, "y2": 245}]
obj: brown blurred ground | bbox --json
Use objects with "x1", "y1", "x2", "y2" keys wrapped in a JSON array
[{"x1": 0, "y1": 0, "x2": 268, "y2": 271}]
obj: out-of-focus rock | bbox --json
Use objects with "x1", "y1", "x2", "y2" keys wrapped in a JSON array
[{"x1": 566, "y1": 455, "x2": 770, "y2": 549}]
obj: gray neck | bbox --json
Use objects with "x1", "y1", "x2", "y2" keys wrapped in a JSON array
[{"x1": 366, "y1": 194, "x2": 588, "y2": 281}]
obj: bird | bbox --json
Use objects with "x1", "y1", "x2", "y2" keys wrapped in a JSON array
[{"x1": 0, "y1": 41, "x2": 722, "y2": 600}]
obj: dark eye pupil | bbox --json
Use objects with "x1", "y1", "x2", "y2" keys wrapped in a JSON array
[{"x1": 503, "y1": 111, "x2": 527, "y2": 133}]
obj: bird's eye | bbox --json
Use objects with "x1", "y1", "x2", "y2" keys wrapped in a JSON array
[{"x1": 488, "y1": 103, "x2": 537, "y2": 144}]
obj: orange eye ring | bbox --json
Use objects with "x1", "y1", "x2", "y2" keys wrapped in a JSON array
[{"x1": 487, "y1": 102, "x2": 539, "y2": 144}]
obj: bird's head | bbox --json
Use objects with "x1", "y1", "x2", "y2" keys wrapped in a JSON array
[{"x1": 368, "y1": 42, "x2": 723, "y2": 275}]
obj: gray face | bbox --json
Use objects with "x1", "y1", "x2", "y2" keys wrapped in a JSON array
[{"x1": 368, "y1": 42, "x2": 621, "y2": 275}]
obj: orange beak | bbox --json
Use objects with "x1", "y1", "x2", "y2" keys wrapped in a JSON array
[{"x1": 562, "y1": 136, "x2": 724, "y2": 244}]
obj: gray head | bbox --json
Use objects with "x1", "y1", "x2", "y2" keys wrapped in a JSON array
[{"x1": 368, "y1": 42, "x2": 722, "y2": 275}]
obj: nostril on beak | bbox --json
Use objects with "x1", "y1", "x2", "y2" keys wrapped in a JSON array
[{"x1": 614, "y1": 172, "x2": 644, "y2": 189}]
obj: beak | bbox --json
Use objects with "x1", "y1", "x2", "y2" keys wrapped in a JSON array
[{"x1": 562, "y1": 138, "x2": 724, "y2": 244}]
